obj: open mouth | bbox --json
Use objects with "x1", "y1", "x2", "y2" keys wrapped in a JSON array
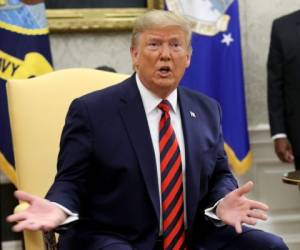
[{"x1": 158, "y1": 66, "x2": 171, "y2": 76}]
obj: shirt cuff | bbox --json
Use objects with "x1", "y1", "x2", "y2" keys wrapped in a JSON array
[
  {"x1": 204, "y1": 199, "x2": 225, "y2": 227},
  {"x1": 51, "y1": 202, "x2": 79, "y2": 225},
  {"x1": 272, "y1": 133, "x2": 287, "y2": 141}
]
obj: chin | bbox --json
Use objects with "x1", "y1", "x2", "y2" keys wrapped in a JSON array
[
  {"x1": 157, "y1": 82, "x2": 177, "y2": 94},
  {"x1": 156, "y1": 78, "x2": 176, "y2": 86}
]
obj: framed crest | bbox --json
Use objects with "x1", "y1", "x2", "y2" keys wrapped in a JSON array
[
  {"x1": 45, "y1": 0, "x2": 164, "y2": 32},
  {"x1": 165, "y1": 0, "x2": 233, "y2": 36}
]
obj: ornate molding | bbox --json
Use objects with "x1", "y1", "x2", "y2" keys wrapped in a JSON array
[{"x1": 46, "y1": 0, "x2": 164, "y2": 32}]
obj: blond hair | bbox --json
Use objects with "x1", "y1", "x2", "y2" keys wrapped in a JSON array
[{"x1": 131, "y1": 10, "x2": 192, "y2": 49}]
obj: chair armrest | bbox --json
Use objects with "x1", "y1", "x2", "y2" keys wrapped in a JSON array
[{"x1": 14, "y1": 202, "x2": 30, "y2": 213}]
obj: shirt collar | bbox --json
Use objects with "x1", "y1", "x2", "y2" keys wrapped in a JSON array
[{"x1": 135, "y1": 74, "x2": 178, "y2": 115}]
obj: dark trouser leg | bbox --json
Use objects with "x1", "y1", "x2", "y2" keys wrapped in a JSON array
[
  {"x1": 196, "y1": 225, "x2": 288, "y2": 250},
  {"x1": 101, "y1": 243, "x2": 133, "y2": 250},
  {"x1": 58, "y1": 223, "x2": 135, "y2": 250},
  {"x1": 294, "y1": 156, "x2": 300, "y2": 170},
  {"x1": 221, "y1": 227, "x2": 288, "y2": 250}
]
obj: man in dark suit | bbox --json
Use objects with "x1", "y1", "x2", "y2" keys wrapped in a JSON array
[
  {"x1": 268, "y1": 10, "x2": 300, "y2": 170},
  {"x1": 8, "y1": 10, "x2": 287, "y2": 250}
]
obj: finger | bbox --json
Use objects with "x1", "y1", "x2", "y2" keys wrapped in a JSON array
[
  {"x1": 235, "y1": 181, "x2": 253, "y2": 196},
  {"x1": 14, "y1": 190, "x2": 37, "y2": 203},
  {"x1": 283, "y1": 151, "x2": 292, "y2": 162},
  {"x1": 6, "y1": 212, "x2": 28, "y2": 223},
  {"x1": 247, "y1": 199, "x2": 269, "y2": 211},
  {"x1": 242, "y1": 216, "x2": 257, "y2": 226},
  {"x1": 235, "y1": 221, "x2": 242, "y2": 234},
  {"x1": 12, "y1": 220, "x2": 31, "y2": 232},
  {"x1": 278, "y1": 152, "x2": 286, "y2": 162},
  {"x1": 247, "y1": 210, "x2": 268, "y2": 221},
  {"x1": 278, "y1": 152, "x2": 286, "y2": 163},
  {"x1": 285, "y1": 151, "x2": 294, "y2": 163},
  {"x1": 28, "y1": 222, "x2": 42, "y2": 231},
  {"x1": 287, "y1": 154, "x2": 294, "y2": 163},
  {"x1": 12, "y1": 220, "x2": 42, "y2": 232}
]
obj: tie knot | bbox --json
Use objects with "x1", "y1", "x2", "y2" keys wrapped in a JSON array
[{"x1": 158, "y1": 100, "x2": 171, "y2": 113}]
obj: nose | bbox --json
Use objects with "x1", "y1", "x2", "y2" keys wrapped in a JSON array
[{"x1": 160, "y1": 43, "x2": 171, "y2": 61}]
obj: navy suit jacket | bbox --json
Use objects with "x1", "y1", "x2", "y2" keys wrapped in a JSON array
[{"x1": 46, "y1": 74, "x2": 238, "y2": 249}]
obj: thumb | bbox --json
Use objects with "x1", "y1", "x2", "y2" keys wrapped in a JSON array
[
  {"x1": 235, "y1": 222, "x2": 243, "y2": 234},
  {"x1": 235, "y1": 181, "x2": 253, "y2": 196},
  {"x1": 14, "y1": 190, "x2": 37, "y2": 203}
]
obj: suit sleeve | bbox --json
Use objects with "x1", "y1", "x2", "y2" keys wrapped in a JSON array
[
  {"x1": 267, "y1": 20, "x2": 286, "y2": 135},
  {"x1": 46, "y1": 98, "x2": 93, "y2": 213},
  {"x1": 205, "y1": 104, "x2": 238, "y2": 207}
]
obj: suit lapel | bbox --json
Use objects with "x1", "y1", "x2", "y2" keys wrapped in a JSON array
[
  {"x1": 118, "y1": 76, "x2": 160, "y2": 223},
  {"x1": 178, "y1": 88, "x2": 202, "y2": 229}
]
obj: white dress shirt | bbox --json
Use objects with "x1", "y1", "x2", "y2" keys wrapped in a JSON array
[{"x1": 272, "y1": 133, "x2": 287, "y2": 140}]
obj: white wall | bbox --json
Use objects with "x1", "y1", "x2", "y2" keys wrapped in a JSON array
[{"x1": 50, "y1": 32, "x2": 132, "y2": 74}]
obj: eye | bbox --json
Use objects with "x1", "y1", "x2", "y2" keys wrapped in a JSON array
[
  {"x1": 148, "y1": 41, "x2": 159, "y2": 49},
  {"x1": 147, "y1": 39, "x2": 163, "y2": 51},
  {"x1": 170, "y1": 41, "x2": 182, "y2": 51}
]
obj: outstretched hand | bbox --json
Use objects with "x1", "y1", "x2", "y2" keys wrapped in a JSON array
[
  {"x1": 216, "y1": 181, "x2": 269, "y2": 234},
  {"x1": 6, "y1": 190, "x2": 67, "y2": 232}
]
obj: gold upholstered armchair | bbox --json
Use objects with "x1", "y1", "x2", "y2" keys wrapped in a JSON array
[{"x1": 6, "y1": 68, "x2": 128, "y2": 250}]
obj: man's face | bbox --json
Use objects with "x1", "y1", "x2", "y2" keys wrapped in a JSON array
[{"x1": 131, "y1": 26, "x2": 191, "y2": 98}]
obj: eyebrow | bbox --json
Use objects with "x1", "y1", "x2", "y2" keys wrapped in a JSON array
[
  {"x1": 146, "y1": 35, "x2": 183, "y2": 41},
  {"x1": 148, "y1": 34, "x2": 180, "y2": 40}
]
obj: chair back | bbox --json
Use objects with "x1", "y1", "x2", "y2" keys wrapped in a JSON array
[{"x1": 6, "y1": 68, "x2": 128, "y2": 250}]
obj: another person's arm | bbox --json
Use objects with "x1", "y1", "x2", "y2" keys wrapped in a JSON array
[{"x1": 267, "y1": 20, "x2": 294, "y2": 163}]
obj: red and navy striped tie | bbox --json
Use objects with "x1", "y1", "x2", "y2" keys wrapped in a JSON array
[{"x1": 158, "y1": 100, "x2": 186, "y2": 250}]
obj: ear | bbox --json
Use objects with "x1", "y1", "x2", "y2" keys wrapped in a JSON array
[
  {"x1": 185, "y1": 49, "x2": 192, "y2": 68},
  {"x1": 130, "y1": 46, "x2": 139, "y2": 67}
]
